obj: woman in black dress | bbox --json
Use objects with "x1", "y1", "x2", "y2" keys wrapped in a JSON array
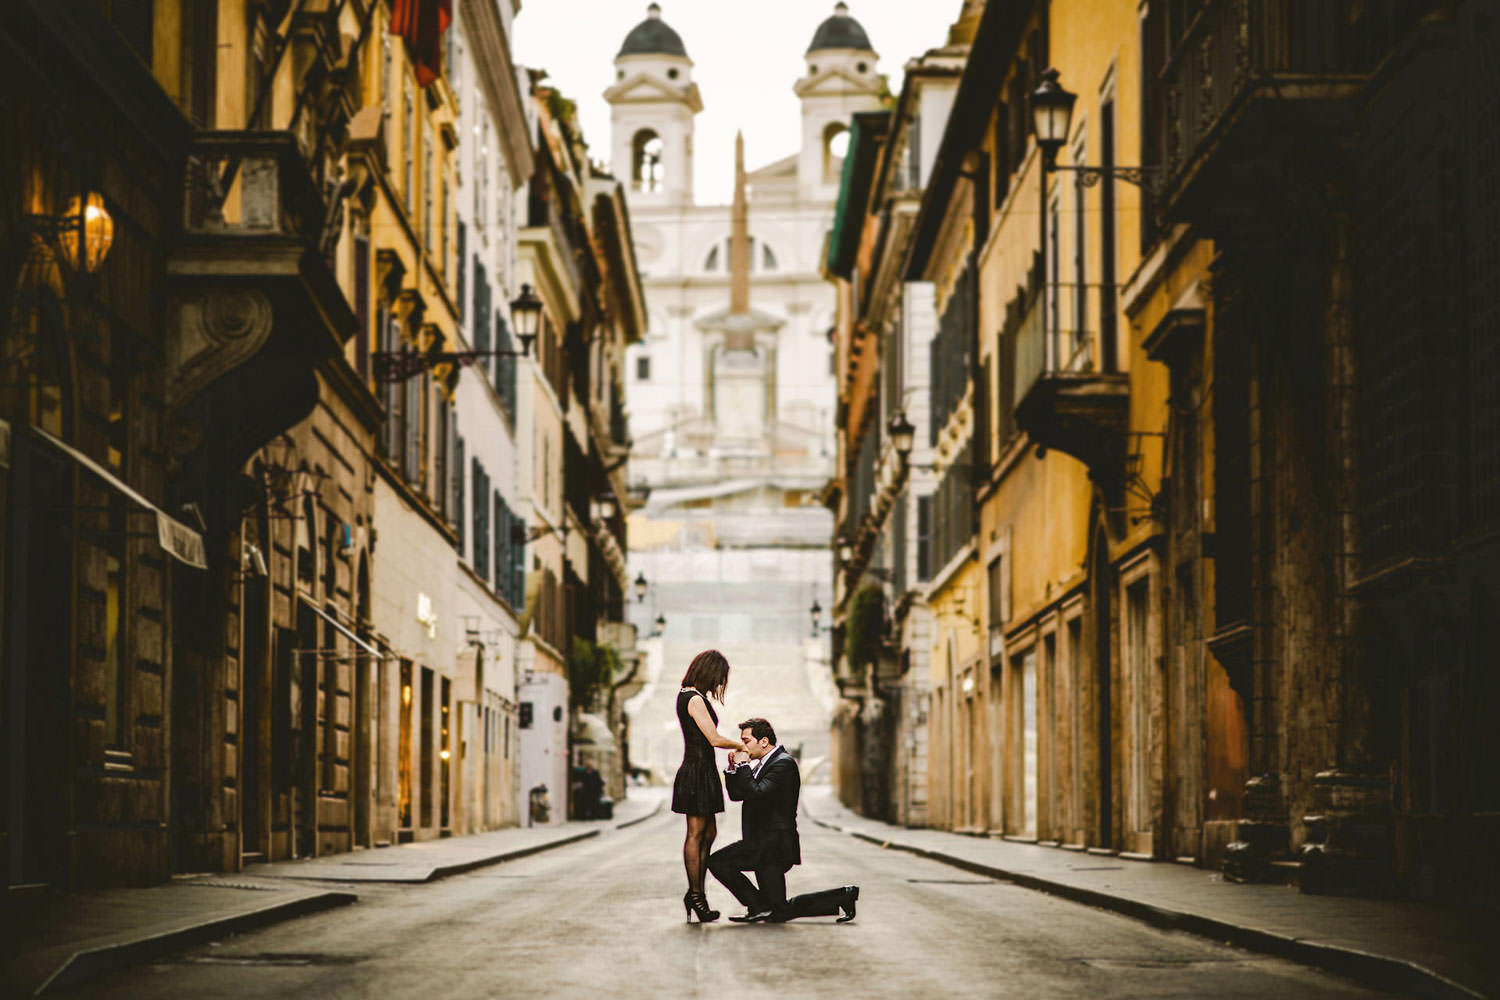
[{"x1": 674, "y1": 649, "x2": 745, "y2": 922}]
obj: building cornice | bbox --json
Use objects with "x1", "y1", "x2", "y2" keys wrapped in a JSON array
[{"x1": 460, "y1": 0, "x2": 535, "y2": 186}]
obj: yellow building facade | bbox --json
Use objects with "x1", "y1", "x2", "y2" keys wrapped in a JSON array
[{"x1": 907, "y1": 0, "x2": 1173, "y2": 851}]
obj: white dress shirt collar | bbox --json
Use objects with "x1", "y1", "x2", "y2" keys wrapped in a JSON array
[{"x1": 753, "y1": 745, "x2": 784, "y2": 777}]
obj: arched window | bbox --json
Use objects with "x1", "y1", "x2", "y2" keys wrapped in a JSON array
[
  {"x1": 631, "y1": 129, "x2": 664, "y2": 193},
  {"x1": 823, "y1": 122, "x2": 850, "y2": 182},
  {"x1": 703, "y1": 237, "x2": 780, "y2": 274}
]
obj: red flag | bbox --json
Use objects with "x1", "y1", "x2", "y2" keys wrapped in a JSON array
[{"x1": 390, "y1": 0, "x2": 452, "y2": 88}]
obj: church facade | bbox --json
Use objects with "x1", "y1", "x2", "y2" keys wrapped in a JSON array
[
  {"x1": 611, "y1": 4, "x2": 884, "y2": 771},
  {"x1": 610, "y1": 3, "x2": 884, "y2": 491}
]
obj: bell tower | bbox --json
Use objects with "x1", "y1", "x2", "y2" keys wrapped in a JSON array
[
  {"x1": 605, "y1": 4, "x2": 703, "y2": 208},
  {"x1": 794, "y1": 3, "x2": 884, "y2": 200}
]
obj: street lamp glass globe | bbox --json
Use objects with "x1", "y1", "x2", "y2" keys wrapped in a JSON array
[
  {"x1": 1030, "y1": 68, "x2": 1077, "y2": 160},
  {"x1": 591, "y1": 494, "x2": 617, "y2": 522},
  {"x1": 887, "y1": 411, "x2": 916, "y2": 458},
  {"x1": 59, "y1": 192, "x2": 114, "y2": 273},
  {"x1": 509, "y1": 283, "x2": 543, "y2": 354}
]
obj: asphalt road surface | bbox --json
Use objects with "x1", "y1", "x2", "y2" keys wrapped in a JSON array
[{"x1": 61, "y1": 806, "x2": 1395, "y2": 999}]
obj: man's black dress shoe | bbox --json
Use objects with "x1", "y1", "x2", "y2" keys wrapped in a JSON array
[
  {"x1": 728, "y1": 909, "x2": 773, "y2": 923},
  {"x1": 836, "y1": 885, "x2": 858, "y2": 923}
]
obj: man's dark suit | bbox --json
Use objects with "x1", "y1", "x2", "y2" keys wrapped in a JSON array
[{"x1": 708, "y1": 746, "x2": 801, "y2": 913}]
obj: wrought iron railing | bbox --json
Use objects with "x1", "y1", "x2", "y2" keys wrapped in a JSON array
[{"x1": 1152, "y1": 0, "x2": 1444, "y2": 200}]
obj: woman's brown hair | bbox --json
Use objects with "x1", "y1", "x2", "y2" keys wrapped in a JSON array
[{"x1": 681, "y1": 649, "x2": 730, "y2": 701}]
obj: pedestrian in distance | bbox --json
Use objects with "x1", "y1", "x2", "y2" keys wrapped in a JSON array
[
  {"x1": 672, "y1": 649, "x2": 747, "y2": 922},
  {"x1": 710, "y1": 716, "x2": 858, "y2": 924}
]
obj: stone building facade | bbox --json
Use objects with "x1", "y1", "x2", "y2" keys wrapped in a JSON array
[
  {"x1": 829, "y1": 0, "x2": 1500, "y2": 909},
  {"x1": 2, "y1": 0, "x2": 644, "y2": 891}
]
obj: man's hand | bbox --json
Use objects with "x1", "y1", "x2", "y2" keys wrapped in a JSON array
[{"x1": 729, "y1": 749, "x2": 750, "y2": 766}]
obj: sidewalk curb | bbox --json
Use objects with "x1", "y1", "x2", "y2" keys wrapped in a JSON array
[
  {"x1": 258, "y1": 828, "x2": 604, "y2": 884},
  {"x1": 808, "y1": 809, "x2": 1485, "y2": 1000},
  {"x1": 421, "y1": 829, "x2": 601, "y2": 882},
  {"x1": 33, "y1": 889, "x2": 356, "y2": 996},
  {"x1": 615, "y1": 795, "x2": 666, "y2": 830}
]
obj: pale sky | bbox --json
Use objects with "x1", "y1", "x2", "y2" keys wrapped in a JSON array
[{"x1": 511, "y1": 1, "x2": 962, "y2": 204}]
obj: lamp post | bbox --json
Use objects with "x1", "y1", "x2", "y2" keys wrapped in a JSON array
[
  {"x1": 508, "y1": 283, "x2": 542, "y2": 356},
  {"x1": 590, "y1": 493, "x2": 618, "y2": 524},
  {"x1": 1031, "y1": 69, "x2": 1159, "y2": 189},
  {"x1": 887, "y1": 411, "x2": 915, "y2": 464},
  {"x1": 1029, "y1": 69, "x2": 1160, "y2": 375},
  {"x1": 810, "y1": 599, "x2": 822, "y2": 639},
  {"x1": 373, "y1": 282, "x2": 544, "y2": 382},
  {"x1": 20, "y1": 193, "x2": 115, "y2": 273},
  {"x1": 633, "y1": 572, "x2": 648, "y2": 603}
]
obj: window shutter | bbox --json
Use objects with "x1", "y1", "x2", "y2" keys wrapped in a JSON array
[
  {"x1": 492, "y1": 491, "x2": 503, "y2": 590},
  {"x1": 455, "y1": 435, "x2": 466, "y2": 555},
  {"x1": 510, "y1": 503, "x2": 526, "y2": 612},
  {"x1": 496, "y1": 314, "x2": 515, "y2": 418},
  {"x1": 448, "y1": 421, "x2": 462, "y2": 533},
  {"x1": 404, "y1": 373, "x2": 422, "y2": 485},
  {"x1": 456, "y1": 222, "x2": 466, "y2": 321},
  {"x1": 472, "y1": 459, "x2": 489, "y2": 581}
]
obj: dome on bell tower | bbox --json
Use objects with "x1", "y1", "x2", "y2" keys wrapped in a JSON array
[
  {"x1": 807, "y1": 3, "x2": 873, "y2": 54},
  {"x1": 619, "y1": 4, "x2": 688, "y2": 59}
]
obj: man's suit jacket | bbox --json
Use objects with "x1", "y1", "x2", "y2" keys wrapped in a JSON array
[{"x1": 726, "y1": 747, "x2": 801, "y2": 869}]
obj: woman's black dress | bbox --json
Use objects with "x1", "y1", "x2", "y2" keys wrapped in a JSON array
[{"x1": 671, "y1": 689, "x2": 724, "y2": 815}]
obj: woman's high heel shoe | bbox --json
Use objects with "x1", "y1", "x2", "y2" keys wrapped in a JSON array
[{"x1": 684, "y1": 890, "x2": 719, "y2": 923}]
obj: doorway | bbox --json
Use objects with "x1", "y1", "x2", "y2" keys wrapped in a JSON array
[
  {"x1": 4, "y1": 438, "x2": 72, "y2": 887},
  {"x1": 1090, "y1": 528, "x2": 1114, "y2": 849},
  {"x1": 240, "y1": 575, "x2": 269, "y2": 861},
  {"x1": 1013, "y1": 647, "x2": 1038, "y2": 839}
]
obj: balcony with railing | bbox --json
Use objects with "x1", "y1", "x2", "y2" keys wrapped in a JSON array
[
  {"x1": 1147, "y1": 0, "x2": 1441, "y2": 219},
  {"x1": 1011, "y1": 275, "x2": 1128, "y2": 487},
  {"x1": 173, "y1": 131, "x2": 353, "y2": 350}
]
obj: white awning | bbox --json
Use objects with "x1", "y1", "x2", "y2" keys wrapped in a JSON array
[
  {"x1": 33, "y1": 425, "x2": 206, "y2": 569},
  {"x1": 300, "y1": 597, "x2": 382, "y2": 658}
]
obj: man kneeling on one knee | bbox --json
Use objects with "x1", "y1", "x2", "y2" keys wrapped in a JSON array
[{"x1": 709, "y1": 717, "x2": 858, "y2": 924}]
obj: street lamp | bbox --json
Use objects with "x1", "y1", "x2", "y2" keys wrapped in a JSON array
[
  {"x1": 509, "y1": 283, "x2": 543, "y2": 357},
  {"x1": 58, "y1": 193, "x2": 115, "y2": 273},
  {"x1": 21, "y1": 192, "x2": 116, "y2": 273},
  {"x1": 887, "y1": 411, "x2": 916, "y2": 462},
  {"x1": 810, "y1": 599, "x2": 822, "y2": 639},
  {"x1": 1030, "y1": 68, "x2": 1077, "y2": 169},
  {"x1": 375, "y1": 283, "x2": 542, "y2": 382},
  {"x1": 835, "y1": 535, "x2": 854, "y2": 566},
  {"x1": 653, "y1": 613, "x2": 667, "y2": 637},
  {"x1": 1031, "y1": 69, "x2": 1159, "y2": 190},
  {"x1": 633, "y1": 572, "x2": 648, "y2": 603},
  {"x1": 590, "y1": 493, "x2": 617, "y2": 523}
]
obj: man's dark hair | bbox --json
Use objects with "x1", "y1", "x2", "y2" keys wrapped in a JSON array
[{"x1": 738, "y1": 717, "x2": 776, "y2": 745}]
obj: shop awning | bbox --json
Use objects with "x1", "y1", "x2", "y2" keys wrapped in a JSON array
[
  {"x1": 32, "y1": 424, "x2": 206, "y2": 569},
  {"x1": 300, "y1": 596, "x2": 382, "y2": 658}
]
